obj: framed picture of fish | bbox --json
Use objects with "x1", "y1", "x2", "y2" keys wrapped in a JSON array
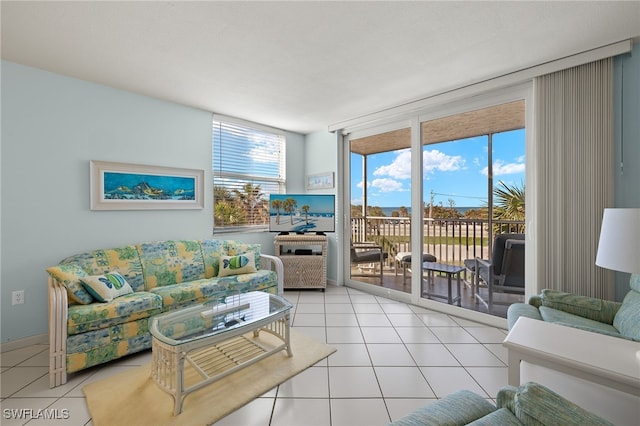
[{"x1": 90, "y1": 160, "x2": 204, "y2": 210}]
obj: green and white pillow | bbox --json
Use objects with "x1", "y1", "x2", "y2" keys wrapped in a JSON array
[
  {"x1": 217, "y1": 252, "x2": 257, "y2": 277},
  {"x1": 80, "y1": 271, "x2": 133, "y2": 302}
]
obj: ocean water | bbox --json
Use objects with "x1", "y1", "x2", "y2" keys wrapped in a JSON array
[{"x1": 379, "y1": 207, "x2": 477, "y2": 216}]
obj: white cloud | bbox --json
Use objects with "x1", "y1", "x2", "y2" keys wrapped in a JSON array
[
  {"x1": 373, "y1": 149, "x2": 464, "y2": 180},
  {"x1": 481, "y1": 159, "x2": 526, "y2": 176},
  {"x1": 371, "y1": 178, "x2": 404, "y2": 192},
  {"x1": 373, "y1": 149, "x2": 412, "y2": 179},
  {"x1": 423, "y1": 149, "x2": 465, "y2": 174}
]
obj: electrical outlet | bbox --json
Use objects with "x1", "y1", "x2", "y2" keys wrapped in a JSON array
[{"x1": 12, "y1": 290, "x2": 25, "y2": 305}]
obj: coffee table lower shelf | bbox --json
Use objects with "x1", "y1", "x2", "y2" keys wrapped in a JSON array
[{"x1": 151, "y1": 319, "x2": 292, "y2": 415}]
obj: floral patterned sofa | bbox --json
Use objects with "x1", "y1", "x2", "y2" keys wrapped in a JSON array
[{"x1": 46, "y1": 239, "x2": 283, "y2": 387}]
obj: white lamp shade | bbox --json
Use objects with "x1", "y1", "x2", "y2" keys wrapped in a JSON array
[{"x1": 595, "y1": 208, "x2": 640, "y2": 274}]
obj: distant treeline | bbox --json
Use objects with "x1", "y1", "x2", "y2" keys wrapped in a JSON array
[{"x1": 350, "y1": 204, "x2": 488, "y2": 220}]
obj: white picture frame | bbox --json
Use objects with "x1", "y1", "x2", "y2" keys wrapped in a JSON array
[
  {"x1": 306, "y1": 172, "x2": 334, "y2": 190},
  {"x1": 90, "y1": 160, "x2": 204, "y2": 210}
]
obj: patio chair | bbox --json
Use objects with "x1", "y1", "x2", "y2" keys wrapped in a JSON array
[
  {"x1": 394, "y1": 252, "x2": 437, "y2": 285},
  {"x1": 469, "y1": 233, "x2": 525, "y2": 312},
  {"x1": 350, "y1": 242, "x2": 387, "y2": 283}
]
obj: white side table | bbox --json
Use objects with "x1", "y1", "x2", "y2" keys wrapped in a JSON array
[{"x1": 504, "y1": 316, "x2": 640, "y2": 425}]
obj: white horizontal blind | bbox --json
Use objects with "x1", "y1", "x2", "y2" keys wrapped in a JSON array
[
  {"x1": 212, "y1": 119, "x2": 286, "y2": 230},
  {"x1": 534, "y1": 58, "x2": 614, "y2": 299}
]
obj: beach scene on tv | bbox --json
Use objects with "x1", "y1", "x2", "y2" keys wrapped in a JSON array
[{"x1": 269, "y1": 194, "x2": 335, "y2": 233}]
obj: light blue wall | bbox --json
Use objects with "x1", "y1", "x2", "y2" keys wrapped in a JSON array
[
  {"x1": 613, "y1": 44, "x2": 640, "y2": 300},
  {"x1": 304, "y1": 131, "x2": 340, "y2": 283},
  {"x1": 2, "y1": 43, "x2": 637, "y2": 343},
  {"x1": 0, "y1": 61, "x2": 304, "y2": 343}
]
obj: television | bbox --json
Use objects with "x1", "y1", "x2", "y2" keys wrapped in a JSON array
[{"x1": 269, "y1": 194, "x2": 335, "y2": 234}]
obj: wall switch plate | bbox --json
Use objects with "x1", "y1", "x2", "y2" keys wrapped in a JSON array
[{"x1": 12, "y1": 290, "x2": 25, "y2": 305}]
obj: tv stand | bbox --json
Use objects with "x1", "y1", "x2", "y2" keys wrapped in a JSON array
[{"x1": 274, "y1": 234, "x2": 327, "y2": 291}]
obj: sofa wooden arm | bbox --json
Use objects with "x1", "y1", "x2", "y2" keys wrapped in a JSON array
[
  {"x1": 260, "y1": 254, "x2": 284, "y2": 296},
  {"x1": 48, "y1": 276, "x2": 68, "y2": 387}
]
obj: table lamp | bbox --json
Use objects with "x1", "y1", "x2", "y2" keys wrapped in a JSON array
[{"x1": 595, "y1": 208, "x2": 640, "y2": 274}]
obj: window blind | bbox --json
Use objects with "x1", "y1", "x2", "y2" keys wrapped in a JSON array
[{"x1": 212, "y1": 118, "x2": 286, "y2": 230}]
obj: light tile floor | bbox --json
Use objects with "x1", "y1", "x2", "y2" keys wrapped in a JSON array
[{"x1": 0, "y1": 285, "x2": 509, "y2": 425}]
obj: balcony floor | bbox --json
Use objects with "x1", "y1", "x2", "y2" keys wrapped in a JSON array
[{"x1": 350, "y1": 265, "x2": 524, "y2": 319}]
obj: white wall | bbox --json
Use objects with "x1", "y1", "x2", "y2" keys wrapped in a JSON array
[{"x1": 0, "y1": 61, "x2": 305, "y2": 343}]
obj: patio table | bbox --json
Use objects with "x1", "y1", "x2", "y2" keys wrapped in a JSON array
[{"x1": 422, "y1": 262, "x2": 464, "y2": 306}]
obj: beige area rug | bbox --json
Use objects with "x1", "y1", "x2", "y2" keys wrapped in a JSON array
[{"x1": 83, "y1": 329, "x2": 336, "y2": 426}]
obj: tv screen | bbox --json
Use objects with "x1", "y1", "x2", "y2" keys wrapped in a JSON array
[{"x1": 269, "y1": 194, "x2": 335, "y2": 234}]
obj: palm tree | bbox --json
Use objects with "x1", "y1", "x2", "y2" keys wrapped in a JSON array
[
  {"x1": 233, "y1": 183, "x2": 265, "y2": 225},
  {"x1": 493, "y1": 180, "x2": 525, "y2": 221},
  {"x1": 214, "y1": 200, "x2": 246, "y2": 226},
  {"x1": 283, "y1": 198, "x2": 297, "y2": 225},
  {"x1": 301, "y1": 205, "x2": 310, "y2": 224},
  {"x1": 493, "y1": 180, "x2": 525, "y2": 233},
  {"x1": 271, "y1": 199, "x2": 282, "y2": 225}
]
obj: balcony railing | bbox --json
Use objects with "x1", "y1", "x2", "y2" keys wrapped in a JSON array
[{"x1": 351, "y1": 216, "x2": 525, "y2": 266}]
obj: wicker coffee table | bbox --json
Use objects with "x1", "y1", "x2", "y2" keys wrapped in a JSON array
[{"x1": 149, "y1": 291, "x2": 293, "y2": 415}]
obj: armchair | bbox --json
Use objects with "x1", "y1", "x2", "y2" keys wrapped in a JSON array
[
  {"x1": 350, "y1": 243, "x2": 387, "y2": 283},
  {"x1": 467, "y1": 233, "x2": 525, "y2": 312},
  {"x1": 390, "y1": 381, "x2": 614, "y2": 425},
  {"x1": 507, "y1": 273, "x2": 640, "y2": 342}
]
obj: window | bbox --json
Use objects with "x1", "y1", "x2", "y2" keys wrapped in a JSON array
[{"x1": 212, "y1": 116, "x2": 286, "y2": 231}]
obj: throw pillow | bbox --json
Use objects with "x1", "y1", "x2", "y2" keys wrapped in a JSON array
[
  {"x1": 80, "y1": 272, "x2": 134, "y2": 302},
  {"x1": 217, "y1": 252, "x2": 257, "y2": 277},
  {"x1": 46, "y1": 263, "x2": 94, "y2": 305},
  {"x1": 613, "y1": 288, "x2": 640, "y2": 340}
]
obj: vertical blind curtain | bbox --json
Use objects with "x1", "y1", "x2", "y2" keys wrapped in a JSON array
[{"x1": 534, "y1": 58, "x2": 614, "y2": 298}]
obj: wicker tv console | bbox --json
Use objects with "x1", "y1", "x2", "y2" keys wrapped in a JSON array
[{"x1": 275, "y1": 234, "x2": 327, "y2": 290}]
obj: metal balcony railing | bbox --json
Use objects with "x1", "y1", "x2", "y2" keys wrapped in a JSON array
[{"x1": 351, "y1": 216, "x2": 525, "y2": 266}]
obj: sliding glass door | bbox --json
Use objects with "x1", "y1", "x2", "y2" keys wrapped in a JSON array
[
  {"x1": 343, "y1": 96, "x2": 528, "y2": 321},
  {"x1": 348, "y1": 125, "x2": 413, "y2": 292}
]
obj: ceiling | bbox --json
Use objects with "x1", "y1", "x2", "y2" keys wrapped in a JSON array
[
  {"x1": 351, "y1": 100, "x2": 525, "y2": 155},
  {"x1": 2, "y1": 1, "x2": 639, "y2": 135}
]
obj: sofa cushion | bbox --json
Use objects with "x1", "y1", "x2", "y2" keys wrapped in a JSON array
[
  {"x1": 389, "y1": 389, "x2": 496, "y2": 425},
  {"x1": 613, "y1": 275, "x2": 640, "y2": 340},
  {"x1": 201, "y1": 239, "x2": 225, "y2": 278},
  {"x1": 467, "y1": 408, "x2": 521, "y2": 426},
  {"x1": 66, "y1": 318, "x2": 152, "y2": 373},
  {"x1": 47, "y1": 263, "x2": 94, "y2": 305},
  {"x1": 512, "y1": 382, "x2": 614, "y2": 426},
  {"x1": 150, "y1": 278, "x2": 229, "y2": 310},
  {"x1": 80, "y1": 272, "x2": 134, "y2": 302},
  {"x1": 67, "y1": 291, "x2": 162, "y2": 335},
  {"x1": 218, "y1": 252, "x2": 258, "y2": 277},
  {"x1": 152, "y1": 269, "x2": 278, "y2": 311},
  {"x1": 137, "y1": 240, "x2": 206, "y2": 289},
  {"x1": 61, "y1": 245, "x2": 145, "y2": 292},
  {"x1": 538, "y1": 306, "x2": 621, "y2": 336}
]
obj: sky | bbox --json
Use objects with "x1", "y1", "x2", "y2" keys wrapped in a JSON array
[{"x1": 350, "y1": 129, "x2": 525, "y2": 209}]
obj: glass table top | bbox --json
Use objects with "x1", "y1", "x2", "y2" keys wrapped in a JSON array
[{"x1": 149, "y1": 291, "x2": 292, "y2": 346}]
